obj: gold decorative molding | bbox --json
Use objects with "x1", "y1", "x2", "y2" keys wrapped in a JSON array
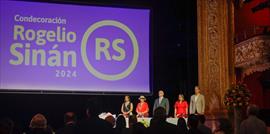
[
  {"x1": 197, "y1": 0, "x2": 235, "y2": 117},
  {"x1": 235, "y1": 35, "x2": 270, "y2": 77}
]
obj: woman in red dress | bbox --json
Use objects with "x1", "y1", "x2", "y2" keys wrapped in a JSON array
[
  {"x1": 136, "y1": 96, "x2": 149, "y2": 117},
  {"x1": 174, "y1": 94, "x2": 188, "y2": 118}
]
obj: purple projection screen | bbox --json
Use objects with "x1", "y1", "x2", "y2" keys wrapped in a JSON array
[{"x1": 0, "y1": 1, "x2": 150, "y2": 93}]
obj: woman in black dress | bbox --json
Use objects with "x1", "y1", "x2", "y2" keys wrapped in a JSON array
[{"x1": 121, "y1": 96, "x2": 133, "y2": 117}]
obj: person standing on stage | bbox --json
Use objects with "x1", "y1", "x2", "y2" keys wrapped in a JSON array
[
  {"x1": 153, "y1": 90, "x2": 170, "y2": 116},
  {"x1": 121, "y1": 96, "x2": 133, "y2": 117},
  {"x1": 136, "y1": 96, "x2": 149, "y2": 117},
  {"x1": 190, "y1": 86, "x2": 205, "y2": 115},
  {"x1": 174, "y1": 94, "x2": 188, "y2": 118}
]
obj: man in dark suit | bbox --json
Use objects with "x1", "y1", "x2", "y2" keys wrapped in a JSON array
[
  {"x1": 56, "y1": 112, "x2": 76, "y2": 134},
  {"x1": 153, "y1": 90, "x2": 170, "y2": 116}
]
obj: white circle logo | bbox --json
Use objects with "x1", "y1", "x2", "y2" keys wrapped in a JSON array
[{"x1": 81, "y1": 20, "x2": 139, "y2": 81}]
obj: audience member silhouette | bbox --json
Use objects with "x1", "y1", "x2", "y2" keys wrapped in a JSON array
[
  {"x1": 239, "y1": 104, "x2": 267, "y2": 134},
  {"x1": 198, "y1": 115, "x2": 212, "y2": 134},
  {"x1": 115, "y1": 115, "x2": 127, "y2": 134},
  {"x1": 147, "y1": 107, "x2": 181, "y2": 134},
  {"x1": 132, "y1": 122, "x2": 146, "y2": 134},
  {"x1": 213, "y1": 118, "x2": 232, "y2": 134},
  {"x1": 187, "y1": 114, "x2": 202, "y2": 134},
  {"x1": 105, "y1": 115, "x2": 116, "y2": 128},
  {"x1": 75, "y1": 98, "x2": 114, "y2": 134},
  {"x1": 27, "y1": 113, "x2": 53, "y2": 134},
  {"x1": 120, "y1": 114, "x2": 140, "y2": 134},
  {"x1": 56, "y1": 112, "x2": 76, "y2": 134},
  {"x1": 0, "y1": 118, "x2": 14, "y2": 134},
  {"x1": 128, "y1": 115, "x2": 138, "y2": 128},
  {"x1": 177, "y1": 117, "x2": 188, "y2": 134}
]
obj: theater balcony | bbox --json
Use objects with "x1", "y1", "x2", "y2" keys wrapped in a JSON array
[
  {"x1": 235, "y1": 33, "x2": 270, "y2": 77},
  {"x1": 235, "y1": 29, "x2": 270, "y2": 127}
]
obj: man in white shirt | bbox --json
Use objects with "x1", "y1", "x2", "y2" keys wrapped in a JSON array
[{"x1": 190, "y1": 86, "x2": 205, "y2": 115}]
